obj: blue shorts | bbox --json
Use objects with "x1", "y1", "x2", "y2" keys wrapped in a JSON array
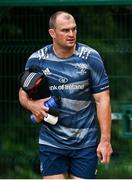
[{"x1": 39, "y1": 144, "x2": 98, "y2": 179}]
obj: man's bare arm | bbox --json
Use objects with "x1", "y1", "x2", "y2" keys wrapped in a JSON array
[
  {"x1": 19, "y1": 88, "x2": 49, "y2": 120},
  {"x1": 93, "y1": 90, "x2": 113, "y2": 164}
]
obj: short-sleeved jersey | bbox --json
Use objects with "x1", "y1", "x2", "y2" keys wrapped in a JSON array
[{"x1": 25, "y1": 42, "x2": 109, "y2": 149}]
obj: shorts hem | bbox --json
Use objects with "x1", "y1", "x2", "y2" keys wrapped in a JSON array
[{"x1": 41, "y1": 169, "x2": 68, "y2": 177}]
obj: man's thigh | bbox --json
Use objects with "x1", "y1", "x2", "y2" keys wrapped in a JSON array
[{"x1": 43, "y1": 173, "x2": 68, "y2": 179}]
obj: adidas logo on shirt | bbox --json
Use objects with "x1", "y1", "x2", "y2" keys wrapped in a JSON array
[{"x1": 42, "y1": 68, "x2": 52, "y2": 76}]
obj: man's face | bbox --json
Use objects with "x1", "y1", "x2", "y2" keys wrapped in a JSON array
[{"x1": 50, "y1": 14, "x2": 77, "y2": 49}]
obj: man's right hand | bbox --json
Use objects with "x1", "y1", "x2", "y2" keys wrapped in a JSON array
[
  {"x1": 27, "y1": 97, "x2": 51, "y2": 120},
  {"x1": 19, "y1": 88, "x2": 50, "y2": 119}
]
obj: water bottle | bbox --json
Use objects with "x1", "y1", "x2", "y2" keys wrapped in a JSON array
[{"x1": 30, "y1": 96, "x2": 61, "y2": 125}]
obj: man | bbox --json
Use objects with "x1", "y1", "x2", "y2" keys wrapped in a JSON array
[{"x1": 19, "y1": 11, "x2": 113, "y2": 179}]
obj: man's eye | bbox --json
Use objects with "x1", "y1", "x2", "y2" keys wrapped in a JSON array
[
  {"x1": 73, "y1": 27, "x2": 77, "y2": 31},
  {"x1": 62, "y1": 29, "x2": 69, "y2": 32}
]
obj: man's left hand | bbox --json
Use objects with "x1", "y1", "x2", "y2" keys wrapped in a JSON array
[{"x1": 97, "y1": 140, "x2": 113, "y2": 164}]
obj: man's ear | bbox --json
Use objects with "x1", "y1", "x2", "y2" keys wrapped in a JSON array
[{"x1": 48, "y1": 29, "x2": 56, "y2": 39}]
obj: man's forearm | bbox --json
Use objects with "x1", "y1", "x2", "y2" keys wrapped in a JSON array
[
  {"x1": 94, "y1": 90, "x2": 113, "y2": 164},
  {"x1": 19, "y1": 88, "x2": 32, "y2": 111},
  {"x1": 97, "y1": 103, "x2": 111, "y2": 141},
  {"x1": 97, "y1": 101, "x2": 111, "y2": 142},
  {"x1": 94, "y1": 90, "x2": 112, "y2": 142}
]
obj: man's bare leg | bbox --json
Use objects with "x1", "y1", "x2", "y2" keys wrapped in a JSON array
[{"x1": 43, "y1": 173, "x2": 68, "y2": 179}]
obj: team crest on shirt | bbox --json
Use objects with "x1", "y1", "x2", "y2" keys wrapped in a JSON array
[{"x1": 75, "y1": 63, "x2": 88, "y2": 74}]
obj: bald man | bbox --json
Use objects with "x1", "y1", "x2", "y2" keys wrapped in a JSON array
[{"x1": 19, "y1": 11, "x2": 112, "y2": 179}]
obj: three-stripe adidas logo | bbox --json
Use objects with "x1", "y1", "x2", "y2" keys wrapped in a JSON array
[{"x1": 42, "y1": 68, "x2": 52, "y2": 76}]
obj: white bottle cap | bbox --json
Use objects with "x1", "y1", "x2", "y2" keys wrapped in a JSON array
[{"x1": 44, "y1": 113, "x2": 58, "y2": 125}]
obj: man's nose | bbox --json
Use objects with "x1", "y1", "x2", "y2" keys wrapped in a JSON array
[{"x1": 68, "y1": 30, "x2": 74, "y2": 36}]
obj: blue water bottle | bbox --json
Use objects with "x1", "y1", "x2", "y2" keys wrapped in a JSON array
[{"x1": 30, "y1": 96, "x2": 61, "y2": 125}]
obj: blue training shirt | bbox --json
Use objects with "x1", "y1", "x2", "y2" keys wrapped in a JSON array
[{"x1": 25, "y1": 42, "x2": 109, "y2": 149}]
